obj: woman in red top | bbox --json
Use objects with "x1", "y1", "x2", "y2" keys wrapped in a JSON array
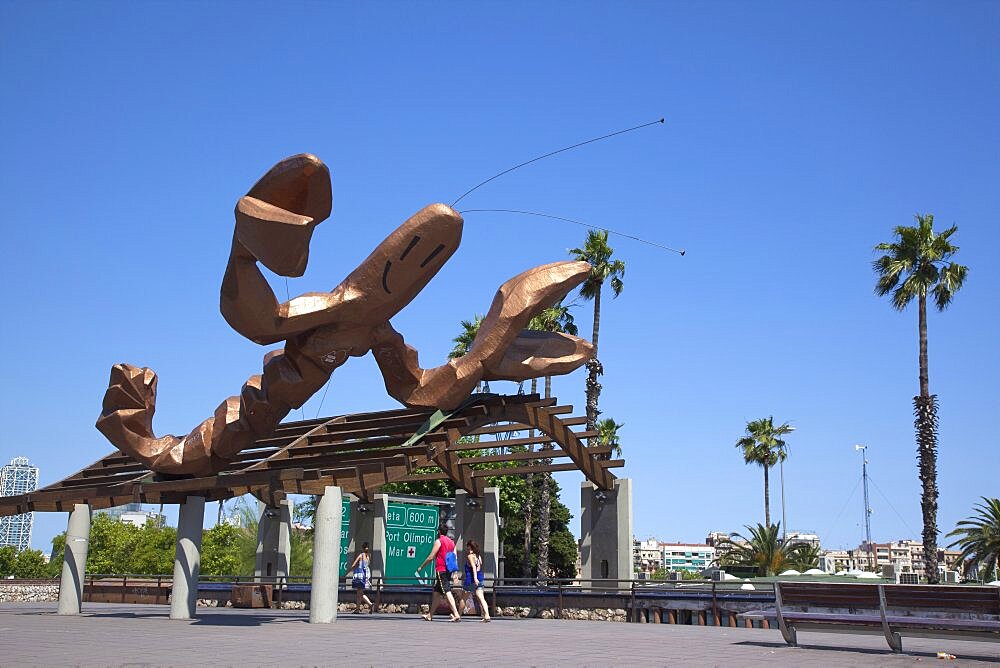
[{"x1": 418, "y1": 525, "x2": 461, "y2": 622}]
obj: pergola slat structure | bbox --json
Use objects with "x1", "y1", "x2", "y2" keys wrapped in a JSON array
[{"x1": 0, "y1": 394, "x2": 622, "y2": 517}]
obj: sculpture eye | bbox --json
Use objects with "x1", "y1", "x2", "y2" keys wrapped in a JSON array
[
  {"x1": 382, "y1": 261, "x2": 392, "y2": 294},
  {"x1": 420, "y1": 244, "x2": 446, "y2": 268},
  {"x1": 400, "y1": 236, "x2": 421, "y2": 260}
]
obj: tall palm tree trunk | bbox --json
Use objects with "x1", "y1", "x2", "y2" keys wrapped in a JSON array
[
  {"x1": 915, "y1": 295, "x2": 940, "y2": 583},
  {"x1": 536, "y1": 375, "x2": 554, "y2": 581},
  {"x1": 585, "y1": 287, "x2": 603, "y2": 446},
  {"x1": 763, "y1": 463, "x2": 771, "y2": 527},
  {"x1": 523, "y1": 377, "x2": 537, "y2": 577},
  {"x1": 919, "y1": 295, "x2": 929, "y2": 396}
]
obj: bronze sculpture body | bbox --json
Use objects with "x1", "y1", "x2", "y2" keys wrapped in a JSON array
[{"x1": 97, "y1": 154, "x2": 594, "y2": 476}]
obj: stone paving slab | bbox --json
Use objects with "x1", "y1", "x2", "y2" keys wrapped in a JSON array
[{"x1": 0, "y1": 602, "x2": 997, "y2": 667}]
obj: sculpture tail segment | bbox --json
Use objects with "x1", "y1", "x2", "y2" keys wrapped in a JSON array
[{"x1": 96, "y1": 340, "x2": 336, "y2": 476}]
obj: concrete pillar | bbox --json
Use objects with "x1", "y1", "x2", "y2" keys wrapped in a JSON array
[
  {"x1": 57, "y1": 503, "x2": 91, "y2": 615},
  {"x1": 580, "y1": 478, "x2": 633, "y2": 588},
  {"x1": 454, "y1": 487, "x2": 500, "y2": 582},
  {"x1": 255, "y1": 498, "x2": 294, "y2": 582},
  {"x1": 347, "y1": 494, "x2": 388, "y2": 580},
  {"x1": 170, "y1": 495, "x2": 205, "y2": 620},
  {"x1": 309, "y1": 485, "x2": 343, "y2": 624}
]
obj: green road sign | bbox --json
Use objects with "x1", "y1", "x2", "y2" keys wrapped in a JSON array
[
  {"x1": 385, "y1": 502, "x2": 439, "y2": 585},
  {"x1": 339, "y1": 497, "x2": 351, "y2": 574}
]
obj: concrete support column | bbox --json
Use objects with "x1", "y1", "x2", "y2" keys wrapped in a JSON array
[
  {"x1": 309, "y1": 486, "x2": 343, "y2": 624},
  {"x1": 170, "y1": 495, "x2": 205, "y2": 620},
  {"x1": 57, "y1": 503, "x2": 91, "y2": 615},
  {"x1": 255, "y1": 499, "x2": 294, "y2": 582},
  {"x1": 348, "y1": 494, "x2": 388, "y2": 580},
  {"x1": 454, "y1": 487, "x2": 500, "y2": 582},
  {"x1": 580, "y1": 478, "x2": 633, "y2": 588}
]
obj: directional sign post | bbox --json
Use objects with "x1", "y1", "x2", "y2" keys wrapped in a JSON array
[
  {"x1": 339, "y1": 497, "x2": 351, "y2": 574},
  {"x1": 384, "y1": 502, "x2": 439, "y2": 584}
]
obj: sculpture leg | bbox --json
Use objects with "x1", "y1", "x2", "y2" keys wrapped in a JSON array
[
  {"x1": 170, "y1": 496, "x2": 205, "y2": 620},
  {"x1": 310, "y1": 486, "x2": 343, "y2": 623},
  {"x1": 57, "y1": 504, "x2": 91, "y2": 615}
]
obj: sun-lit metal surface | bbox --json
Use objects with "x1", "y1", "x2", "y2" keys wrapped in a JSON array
[{"x1": 94, "y1": 154, "x2": 594, "y2": 476}]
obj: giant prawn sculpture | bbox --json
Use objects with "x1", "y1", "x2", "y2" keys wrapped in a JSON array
[{"x1": 95, "y1": 154, "x2": 594, "y2": 476}]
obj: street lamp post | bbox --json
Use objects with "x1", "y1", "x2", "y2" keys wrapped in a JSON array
[{"x1": 780, "y1": 458, "x2": 787, "y2": 544}]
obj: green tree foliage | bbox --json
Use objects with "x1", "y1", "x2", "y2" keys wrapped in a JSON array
[
  {"x1": 0, "y1": 546, "x2": 58, "y2": 578},
  {"x1": 501, "y1": 473, "x2": 576, "y2": 580},
  {"x1": 82, "y1": 515, "x2": 176, "y2": 574},
  {"x1": 785, "y1": 543, "x2": 820, "y2": 572},
  {"x1": 873, "y1": 214, "x2": 969, "y2": 584},
  {"x1": 43, "y1": 500, "x2": 314, "y2": 577},
  {"x1": 201, "y1": 524, "x2": 244, "y2": 576},
  {"x1": 449, "y1": 315, "x2": 483, "y2": 359},
  {"x1": 716, "y1": 523, "x2": 815, "y2": 577},
  {"x1": 596, "y1": 417, "x2": 624, "y2": 459},
  {"x1": 947, "y1": 497, "x2": 1000, "y2": 581},
  {"x1": 735, "y1": 417, "x2": 794, "y2": 527},
  {"x1": 12, "y1": 548, "x2": 50, "y2": 578},
  {"x1": 0, "y1": 545, "x2": 14, "y2": 575}
]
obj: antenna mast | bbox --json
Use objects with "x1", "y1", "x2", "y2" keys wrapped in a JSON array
[{"x1": 855, "y1": 444, "x2": 874, "y2": 571}]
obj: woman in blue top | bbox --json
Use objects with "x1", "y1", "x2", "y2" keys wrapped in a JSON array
[
  {"x1": 464, "y1": 540, "x2": 491, "y2": 622},
  {"x1": 346, "y1": 542, "x2": 374, "y2": 613}
]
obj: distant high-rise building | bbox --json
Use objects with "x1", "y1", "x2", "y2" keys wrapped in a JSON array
[{"x1": 0, "y1": 457, "x2": 40, "y2": 550}]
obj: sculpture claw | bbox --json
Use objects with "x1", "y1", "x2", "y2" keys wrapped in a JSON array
[
  {"x1": 234, "y1": 154, "x2": 332, "y2": 277},
  {"x1": 484, "y1": 330, "x2": 594, "y2": 381}
]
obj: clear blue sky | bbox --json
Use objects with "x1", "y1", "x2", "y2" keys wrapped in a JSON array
[{"x1": 2, "y1": 2, "x2": 997, "y2": 553}]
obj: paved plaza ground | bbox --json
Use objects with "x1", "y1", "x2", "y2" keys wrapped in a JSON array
[{"x1": 1, "y1": 602, "x2": 997, "y2": 667}]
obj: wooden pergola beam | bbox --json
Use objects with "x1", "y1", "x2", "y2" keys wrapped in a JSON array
[
  {"x1": 0, "y1": 394, "x2": 623, "y2": 515},
  {"x1": 522, "y1": 402, "x2": 615, "y2": 490},
  {"x1": 428, "y1": 428, "x2": 482, "y2": 497}
]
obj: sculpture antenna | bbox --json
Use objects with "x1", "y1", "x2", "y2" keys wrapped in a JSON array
[
  {"x1": 451, "y1": 117, "x2": 665, "y2": 207},
  {"x1": 460, "y1": 208, "x2": 685, "y2": 256}
]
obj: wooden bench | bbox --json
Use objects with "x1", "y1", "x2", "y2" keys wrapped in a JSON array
[{"x1": 740, "y1": 582, "x2": 1000, "y2": 653}]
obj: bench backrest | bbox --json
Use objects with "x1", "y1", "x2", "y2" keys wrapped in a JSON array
[
  {"x1": 882, "y1": 585, "x2": 1000, "y2": 615},
  {"x1": 777, "y1": 582, "x2": 881, "y2": 610}
]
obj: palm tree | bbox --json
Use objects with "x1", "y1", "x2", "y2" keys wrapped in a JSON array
[
  {"x1": 569, "y1": 230, "x2": 625, "y2": 444},
  {"x1": 874, "y1": 213, "x2": 968, "y2": 583},
  {"x1": 596, "y1": 417, "x2": 624, "y2": 459},
  {"x1": 717, "y1": 523, "x2": 795, "y2": 577},
  {"x1": 528, "y1": 300, "x2": 577, "y2": 581},
  {"x1": 735, "y1": 417, "x2": 794, "y2": 527},
  {"x1": 449, "y1": 315, "x2": 483, "y2": 359},
  {"x1": 946, "y1": 497, "x2": 1000, "y2": 582},
  {"x1": 786, "y1": 544, "x2": 820, "y2": 572}
]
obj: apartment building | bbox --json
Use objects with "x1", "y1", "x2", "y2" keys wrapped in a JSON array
[
  {"x1": 633, "y1": 538, "x2": 663, "y2": 575},
  {"x1": 661, "y1": 543, "x2": 716, "y2": 573},
  {"x1": 633, "y1": 538, "x2": 717, "y2": 575}
]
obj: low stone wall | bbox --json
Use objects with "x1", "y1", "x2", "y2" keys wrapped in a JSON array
[
  {"x1": 0, "y1": 581, "x2": 59, "y2": 603},
  {"x1": 1, "y1": 580, "x2": 758, "y2": 628},
  {"x1": 192, "y1": 596, "x2": 628, "y2": 621}
]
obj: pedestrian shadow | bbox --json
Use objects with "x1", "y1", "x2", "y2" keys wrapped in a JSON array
[
  {"x1": 72, "y1": 610, "x2": 307, "y2": 627},
  {"x1": 734, "y1": 640, "x2": 1000, "y2": 663}
]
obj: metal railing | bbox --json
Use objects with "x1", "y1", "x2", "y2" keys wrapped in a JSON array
[{"x1": 39, "y1": 573, "x2": 778, "y2": 623}]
